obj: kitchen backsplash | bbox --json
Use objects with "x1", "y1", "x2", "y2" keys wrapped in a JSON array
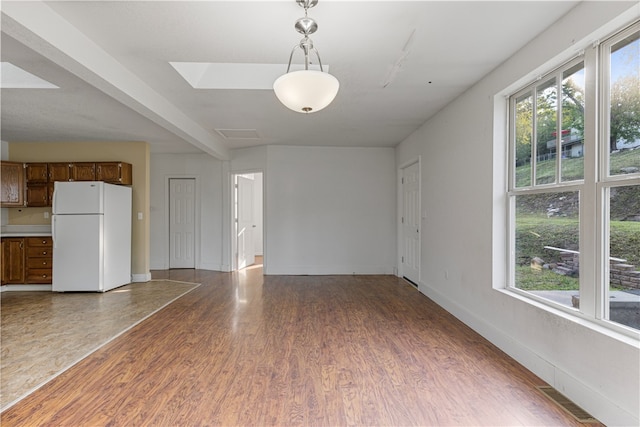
[{"x1": 7, "y1": 207, "x2": 52, "y2": 225}]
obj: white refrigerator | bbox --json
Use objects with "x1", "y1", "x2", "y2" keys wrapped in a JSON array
[{"x1": 52, "y1": 181, "x2": 132, "y2": 292}]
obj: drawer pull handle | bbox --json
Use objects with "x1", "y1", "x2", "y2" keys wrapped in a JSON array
[
  {"x1": 42, "y1": 240, "x2": 47, "y2": 244},
  {"x1": 42, "y1": 251, "x2": 47, "y2": 255}
]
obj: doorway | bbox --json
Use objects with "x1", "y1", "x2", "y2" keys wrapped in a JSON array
[
  {"x1": 232, "y1": 172, "x2": 264, "y2": 271},
  {"x1": 169, "y1": 178, "x2": 196, "y2": 269},
  {"x1": 400, "y1": 161, "x2": 420, "y2": 286}
]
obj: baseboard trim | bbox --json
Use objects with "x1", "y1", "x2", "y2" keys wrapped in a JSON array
[
  {"x1": 131, "y1": 272, "x2": 152, "y2": 283},
  {"x1": 265, "y1": 265, "x2": 395, "y2": 275},
  {"x1": 200, "y1": 263, "x2": 226, "y2": 271}
]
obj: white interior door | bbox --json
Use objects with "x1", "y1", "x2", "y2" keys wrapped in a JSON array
[
  {"x1": 401, "y1": 162, "x2": 420, "y2": 285},
  {"x1": 169, "y1": 178, "x2": 195, "y2": 268},
  {"x1": 237, "y1": 175, "x2": 255, "y2": 269}
]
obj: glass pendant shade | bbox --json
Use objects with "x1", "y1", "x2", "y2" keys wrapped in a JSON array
[{"x1": 273, "y1": 69, "x2": 339, "y2": 113}]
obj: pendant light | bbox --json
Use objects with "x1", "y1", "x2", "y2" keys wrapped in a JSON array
[{"x1": 273, "y1": 0, "x2": 339, "y2": 113}]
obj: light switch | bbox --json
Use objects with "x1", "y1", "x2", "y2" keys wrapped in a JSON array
[{"x1": 137, "y1": 212, "x2": 143, "y2": 220}]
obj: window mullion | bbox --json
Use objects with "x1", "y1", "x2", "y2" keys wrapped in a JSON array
[
  {"x1": 532, "y1": 91, "x2": 538, "y2": 186},
  {"x1": 578, "y1": 44, "x2": 600, "y2": 318},
  {"x1": 555, "y1": 74, "x2": 562, "y2": 185}
]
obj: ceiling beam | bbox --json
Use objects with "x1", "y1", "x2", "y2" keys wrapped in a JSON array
[{"x1": 1, "y1": 1, "x2": 230, "y2": 160}]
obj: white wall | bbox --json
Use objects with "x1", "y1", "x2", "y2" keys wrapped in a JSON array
[
  {"x1": 266, "y1": 146, "x2": 396, "y2": 275},
  {"x1": 1, "y1": 140, "x2": 9, "y2": 225},
  {"x1": 395, "y1": 2, "x2": 639, "y2": 426},
  {"x1": 152, "y1": 145, "x2": 396, "y2": 275},
  {"x1": 149, "y1": 153, "x2": 227, "y2": 271},
  {"x1": 253, "y1": 172, "x2": 264, "y2": 256}
]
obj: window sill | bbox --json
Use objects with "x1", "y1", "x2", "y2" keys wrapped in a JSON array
[{"x1": 496, "y1": 287, "x2": 640, "y2": 347}]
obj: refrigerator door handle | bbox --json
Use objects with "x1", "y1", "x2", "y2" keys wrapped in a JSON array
[
  {"x1": 52, "y1": 183, "x2": 57, "y2": 214},
  {"x1": 52, "y1": 215, "x2": 57, "y2": 248}
]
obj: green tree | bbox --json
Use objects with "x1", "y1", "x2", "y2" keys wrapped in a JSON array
[
  {"x1": 562, "y1": 78, "x2": 585, "y2": 136},
  {"x1": 535, "y1": 83, "x2": 557, "y2": 158},
  {"x1": 610, "y1": 75, "x2": 640, "y2": 152},
  {"x1": 515, "y1": 95, "x2": 532, "y2": 166}
]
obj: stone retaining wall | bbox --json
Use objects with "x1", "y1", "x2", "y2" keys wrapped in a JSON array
[
  {"x1": 532, "y1": 252, "x2": 640, "y2": 290},
  {"x1": 610, "y1": 262, "x2": 640, "y2": 289}
]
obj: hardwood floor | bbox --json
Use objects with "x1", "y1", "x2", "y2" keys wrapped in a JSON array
[{"x1": 1, "y1": 266, "x2": 600, "y2": 426}]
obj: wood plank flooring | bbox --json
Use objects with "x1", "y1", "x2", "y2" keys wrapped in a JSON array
[
  {"x1": 1, "y1": 280, "x2": 199, "y2": 411},
  {"x1": 1, "y1": 265, "x2": 601, "y2": 426}
]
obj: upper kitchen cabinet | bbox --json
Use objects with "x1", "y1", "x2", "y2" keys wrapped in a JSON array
[
  {"x1": 97, "y1": 162, "x2": 132, "y2": 185},
  {"x1": 1, "y1": 161, "x2": 25, "y2": 207},
  {"x1": 48, "y1": 163, "x2": 71, "y2": 182},
  {"x1": 25, "y1": 163, "x2": 49, "y2": 207},
  {"x1": 25, "y1": 163, "x2": 48, "y2": 183},
  {"x1": 70, "y1": 162, "x2": 96, "y2": 181},
  {"x1": 5, "y1": 160, "x2": 132, "y2": 208},
  {"x1": 26, "y1": 184, "x2": 49, "y2": 207}
]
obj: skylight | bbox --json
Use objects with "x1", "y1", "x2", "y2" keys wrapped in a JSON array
[{"x1": 1, "y1": 62, "x2": 58, "y2": 89}]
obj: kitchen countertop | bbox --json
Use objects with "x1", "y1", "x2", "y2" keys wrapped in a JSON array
[{"x1": 1, "y1": 225, "x2": 52, "y2": 237}]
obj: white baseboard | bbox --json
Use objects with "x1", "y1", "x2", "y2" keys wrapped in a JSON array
[
  {"x1": 131, "y1": 272, "x2": 152, "y2": 283},
  {"x1": 265, "y1": 264, "x2": 395, "y2": 275},
  {"x1": 417, "y1": 281, "x2": 638, "y2": 427},
  {"x1": 200, "y1": 262, "x2": 226, "y2": 271}
]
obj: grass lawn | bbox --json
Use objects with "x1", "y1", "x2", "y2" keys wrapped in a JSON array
[
  {"x1": 515, "y1": 266, "x2": 579, "y2": 291},
  {"x1": 516, "y1": 149, "x2": 639, "y2": 186}
]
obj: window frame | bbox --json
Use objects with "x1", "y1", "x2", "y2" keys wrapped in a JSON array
[{"x1": 506, "y1": 20, "x2": 640, "y2": 337}]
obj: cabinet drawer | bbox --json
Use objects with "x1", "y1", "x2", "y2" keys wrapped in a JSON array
[
  {"x1": 27, "y1": 257, "x2": 52, "y2": 268},
  {"x1": 26, "y1": 269, "x2": 52, "y2": 284},
  {"x1": 26, "y1": 237, "x2": 53, "y2": 247},
  {"x1": 26, "y1": 247, "x2": 52, "y2": 258}
]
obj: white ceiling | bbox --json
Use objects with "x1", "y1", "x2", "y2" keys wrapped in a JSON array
[{"x1": 0, "y1": 0, "x2": 580, "y2": 160}]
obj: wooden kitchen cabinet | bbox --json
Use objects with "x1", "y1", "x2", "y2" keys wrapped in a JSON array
[
  {"x1": 25, "y1": 237, "x2": 53, "y2": 284},
  {"x1": 71, "y1": 162, "x2": 96, "y2": 181},
  {"x1": 25, "y1": 163, "x2": 51, "y2": 206},
  {"x1": 25, "y1": 163, "x2": 49, "y2": 183},
  {"x1": 4, "y1": 160, "x2": 131, "y2": 208},
  {"x1": 96, "y1": 162, "x2": 132, "y2": 185},
  {"x1": 48, "y1": 163, "x2": 71, "y2": 182},
  {"x1": 0, "y1": 161, "x2": 25, "y2": 207},
  {"x1": 25, "y1": 163, "x2": 51, "y2": 207},
  {"x1": 1, "y1": 238, "x2": 26, "y2": 284},
  {"x1": 26, "y1": 185, "x2": 49, "y2": 207}
]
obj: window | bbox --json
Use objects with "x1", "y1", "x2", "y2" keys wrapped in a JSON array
[{"x1": 508, "y1": 22, "x2": 640, "y2": 333}]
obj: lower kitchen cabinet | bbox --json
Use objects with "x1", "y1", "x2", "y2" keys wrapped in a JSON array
[
  {"x1": 26, "y1": 237, "x2": 53, "y2": 284},
  {"x1": 1, "y1": 237, "x2": 52, "y2": 285},
  {"x1": 1, "y1": 238, "x2": 25, "y2": 284}
]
